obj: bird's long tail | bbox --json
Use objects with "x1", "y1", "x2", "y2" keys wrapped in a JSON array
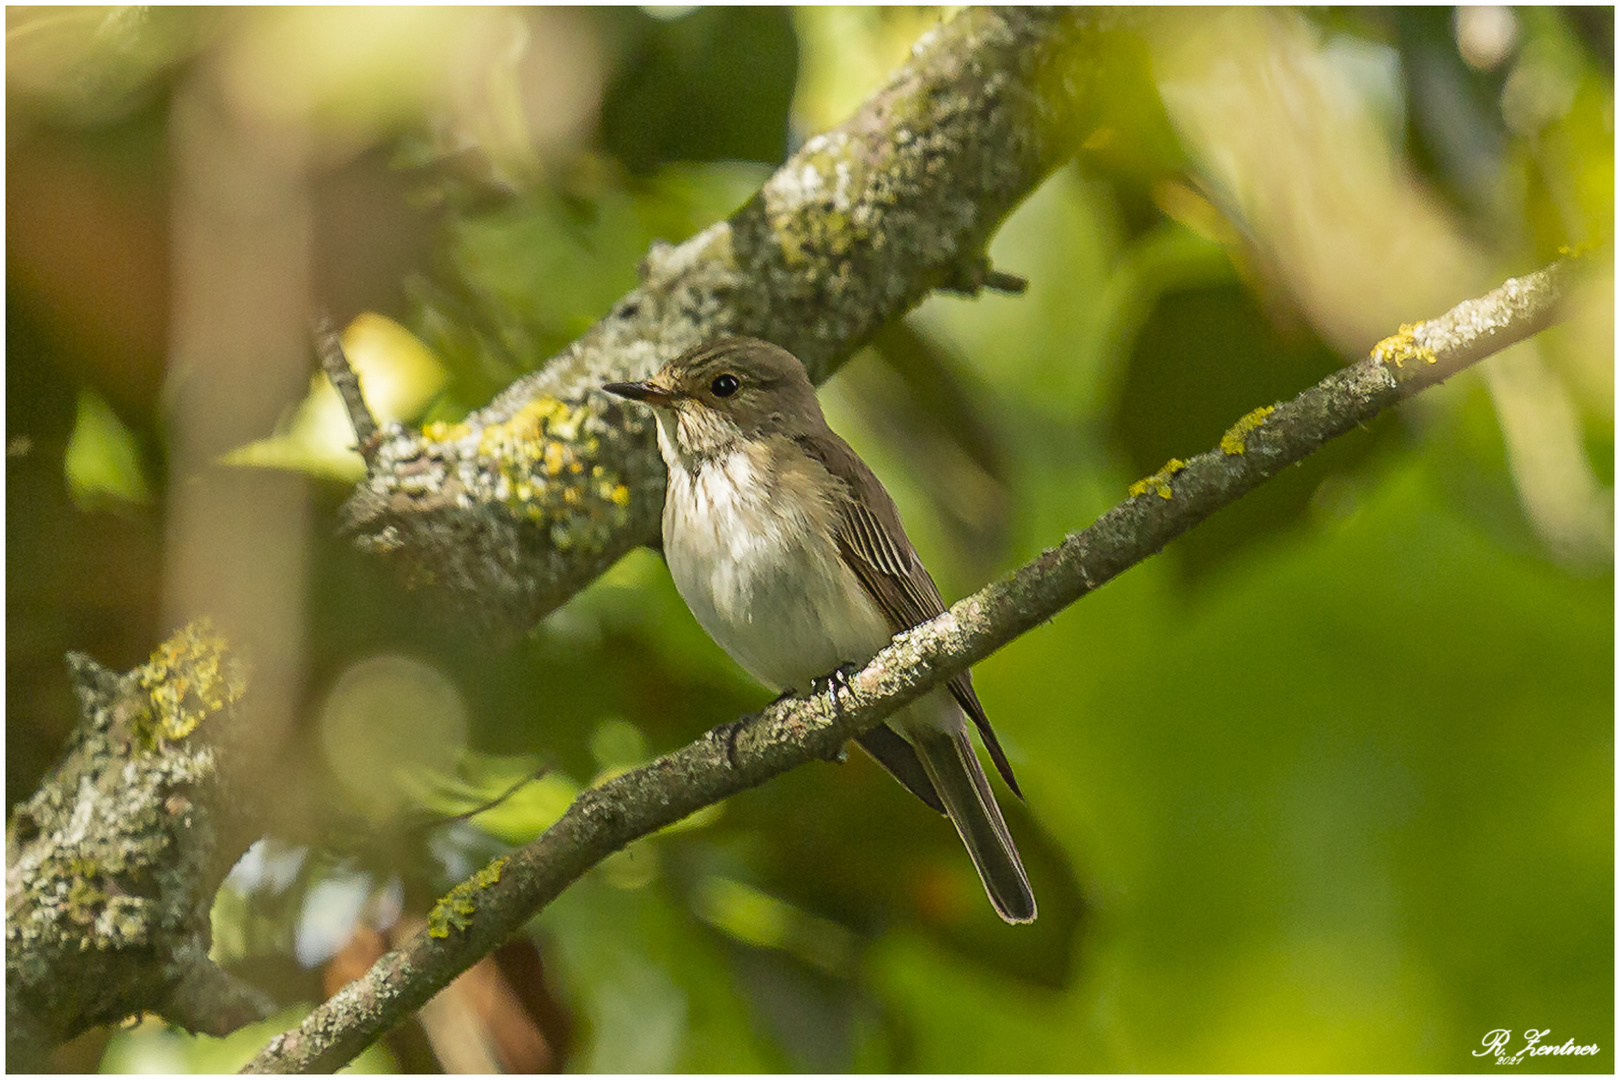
[{"x1": 912, "y1": 727, "x2": 1037, "y2": 924}]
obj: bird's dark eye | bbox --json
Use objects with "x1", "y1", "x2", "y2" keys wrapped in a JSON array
[{"x1": 710, "y1": 373, "x2": 740, "y2": 397}]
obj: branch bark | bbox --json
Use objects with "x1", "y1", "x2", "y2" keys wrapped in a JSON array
[
  {"x1": 245, "y1": 256, "x2": 1587, "y2": 1074},
  {"x1": 339, "y1": 7, "x2": 1130, "y2": 633},
  {"x1": 6, "y1": 621, "x2": 275, "y2": 1069}
]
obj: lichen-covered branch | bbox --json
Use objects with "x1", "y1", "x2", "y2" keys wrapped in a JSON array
[
  {"x1": 341, "y1": 7, "x2": 1124, "y2": 633},
  {"x1": 5, "y1": 621, "x2": 275, "y2": 1069},
  {"x1": 247, "y1": 256, "x2": 1585, "y2": 1074}
]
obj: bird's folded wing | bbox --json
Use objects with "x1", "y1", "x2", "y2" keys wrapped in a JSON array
[{"x1": 794, "y1": 433, "x2": 1023, "y2": 799}]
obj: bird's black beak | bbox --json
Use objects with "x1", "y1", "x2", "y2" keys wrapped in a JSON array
[{"x1": 602, "y1": 379, "x2": 676, "y2": 407}]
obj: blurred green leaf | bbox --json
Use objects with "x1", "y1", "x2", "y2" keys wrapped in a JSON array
[
  {"x1": 64, "y1": 388, "x2": 151, "y2": 510},
  {"x1": 692, "y1": 875, "x2": 861, "y2": 976},
  {"x1": 222, "y1": 313, "x2": 448, "y2": 482}
]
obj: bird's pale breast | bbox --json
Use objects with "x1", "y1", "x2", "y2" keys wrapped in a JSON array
[{"x1": 660, "y1": 438, "x2": 893, "y2": 693}]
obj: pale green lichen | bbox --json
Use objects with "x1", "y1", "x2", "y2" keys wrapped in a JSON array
[
  {"x1": 427, "y1": 856, "x2": 508, "y2": 938},
  {"x1": 1128, "y1": 458, "x2": 1186, "y2": 500},
  {"x1": 763, "y1": 133, "x2": 871, "y2": 272},
  {"x1": 65, "y1": 867, "x2": 109, "y2": 925},
  {"x1": 1372, "y1": 324, "x2": 1439, "y2": 370},
  {"x1": 1220, "y1": 405, "x2": 1275, "y2": 456}
]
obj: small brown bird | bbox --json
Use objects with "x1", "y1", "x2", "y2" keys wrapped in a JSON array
[{"x1": 605, "y1": 337, "x2": 1035, "y2": 923}]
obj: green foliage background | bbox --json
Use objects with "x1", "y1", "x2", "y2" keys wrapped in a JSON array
[{"x1": 6, "y1": 6, "x2": 1612, "y2": 1073}]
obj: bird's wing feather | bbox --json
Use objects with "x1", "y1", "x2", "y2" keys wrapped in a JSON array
[{"x1": 794, "y1": 432, "x2": 1023, "y2": 800}]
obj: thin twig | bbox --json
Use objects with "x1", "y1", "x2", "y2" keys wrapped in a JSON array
[
  {"x1": 441, "y1": 766, "x2": 551, "y2": 826},
  {"x1": 243, "y1": 256, "x2": 1586, "y2": 1074},
  {"x1": 940, "y1": 256, "x2": 1031, "y2": 296},
  {"x1": 312, "y1": 310, "x2": 380, "y2": 461}
]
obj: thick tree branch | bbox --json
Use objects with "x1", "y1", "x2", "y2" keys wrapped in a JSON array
[
  {"x1": 6, "y1": 622, "x2": 274, "y2": 1069},
  {"x1": 246, "y1": 257, "x2": 1586, "y2": 1074},
  {"x1": 339, "y1": 7, "x2": 1128, "y2": 633}
]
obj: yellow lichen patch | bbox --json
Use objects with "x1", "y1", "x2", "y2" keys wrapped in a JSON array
[
  {"x1": 422, "y1": 419, "x2": 472, "y2": 443},
  {"x1": 477, "y1": 397, "x2": 574, "y2": 460},
  {"x1": 459, "y1": 394, "x2": 637, "y2": 552},
  {"x1": 1558, "y1": 240, "x2": 1600, "y2": 259},
  {"x1": 481, "y1": 399, "x2": 592, "y2": 518},
  {"x1": 1220, "y1": 405, "x2": 1276, "y2": 456},
  {"x1": 1128, "y1": 458, "x2": 1187, "y2": 500},
  {"x1": 428, "y1": 855, "x2": 509, "y2": 938},
  {"x1": 1372, "y1": 324, "x2": 1439, "y2": 370},
  {"x1": 134, "y1": 618, "x2": 248, "y2": 746}
]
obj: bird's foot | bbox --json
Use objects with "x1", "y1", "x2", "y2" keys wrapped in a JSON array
[
  {"x1": 708, "y1": 714, "x2": 756, "y2": 768},
  {"x1": 810, "y1": 661, "x2": 861, "y2": 703}
]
